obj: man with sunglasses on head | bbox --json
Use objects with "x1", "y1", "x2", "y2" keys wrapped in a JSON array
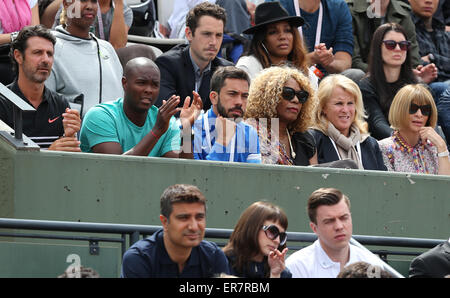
[
  {"x1": 183, "y1": 66, "x2": 261, "y2": 163},
  {"x1": 121, "y1": 184, "x2": 230, "y2": 278},
  {"x1": 286, "y1": 188, "x2": 385, "y2": 278}
]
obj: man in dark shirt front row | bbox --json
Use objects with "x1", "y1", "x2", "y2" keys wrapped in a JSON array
[
  {"x1": 121, "y1": 184, "x2": 229, "y2": 277},
  {"x1": 0, "y1": 25, "x2": 81, "y2": 151}
]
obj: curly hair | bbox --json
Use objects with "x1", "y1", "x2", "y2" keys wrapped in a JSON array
[{"x1": 244, "y1": 66, "x2": 316, "y2": 133}]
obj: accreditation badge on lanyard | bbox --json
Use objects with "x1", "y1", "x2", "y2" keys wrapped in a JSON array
[{"x1": 294, "y1": 1, "x2": 325, "y2": 79}]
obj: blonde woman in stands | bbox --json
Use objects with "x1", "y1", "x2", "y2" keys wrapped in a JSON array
[
  {"x1": 244, "y1": 66, "x2": 317, "y2": 166},
  {"x1": 309, "y1": 74, "x2": 386, "y2": 171},
  {"x1": 378, "y1": 84, "x2": 450, "y2": 175}
]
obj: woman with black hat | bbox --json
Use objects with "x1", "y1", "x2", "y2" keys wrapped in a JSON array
[{"x1": 236, "y1": 1, "x2": 318, "y2": 89}]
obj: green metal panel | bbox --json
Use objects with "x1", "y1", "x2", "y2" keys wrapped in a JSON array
[
  {"x1": 0, "y1": 240, "x2": 120, "y2": 278},
  {"x1": 9, "y1": 149, "x2": 450, "y2": 239},
  {"x1": 1, "y1": 137, "x2": 449, "y2": 277}
]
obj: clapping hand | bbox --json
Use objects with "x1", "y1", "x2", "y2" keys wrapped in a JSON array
[{"x1": 179, "y1": 91, "x2": 203, "y2": 129}]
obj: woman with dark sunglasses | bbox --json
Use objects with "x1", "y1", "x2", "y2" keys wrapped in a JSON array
[
  {"x1": 378, "y1": 84, "x2": 450, "y2": 175},
  {"x1": 223, "y1": 201, "x2": 291, "y2": 278},
  {"x1": 309, "y1": 74, "x2": 386, "y2": 171},
  {"x1": 244, "y1": 66, "x2": 318, "y2": 166},
  {"x1": 358, "y1": 23, "x2": 441, "y2": 141}
]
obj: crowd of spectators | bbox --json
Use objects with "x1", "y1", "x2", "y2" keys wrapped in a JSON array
[{"x1": 0, "y1": 0, "x2": 449, "y2": 279}]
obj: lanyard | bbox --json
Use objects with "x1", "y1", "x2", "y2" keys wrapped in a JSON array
[
  {"x1": 203, "y1": 112, "x2": 236, "y2": 162},
  {"x1": 294, "y1": 1, "x2": 323, "y2": 47},
  {"x1": 96, "y1": 2, "x2": 105, "y2": 40},
  {"x1": 328, "y1": 137, "x2": 362, "y2": 165}
]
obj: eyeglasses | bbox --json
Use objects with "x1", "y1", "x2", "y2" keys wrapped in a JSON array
[
  {"x1": 262, "y1": 225, "x2": 287, "y2": 246},
  {"x1": 409, "y1": 103, "x2": 431, "y2": 116},
  {"x1": 282, "y1": 87, "x2": 309, "y2": 104},
  {"x1": 382, "y1": 40, "x2": 411, "y2": 51}
]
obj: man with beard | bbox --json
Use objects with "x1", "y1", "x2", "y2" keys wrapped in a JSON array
[
  {"x1": 121, "y1": 184, "x2": 230, "y2": 278},
  {"x1": 80, "y1": 57, "x2": 199, "y2": 157},
  {"x1": 189, "y1": 66, "x2": 261, "y2": 163},
  {"x1": 0, "y1": 25, "x2": 81, "y2": 151}
]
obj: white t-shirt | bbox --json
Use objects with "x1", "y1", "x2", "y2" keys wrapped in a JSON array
[
  {"x1": 286, "y1": 239, "x2": 386, "y2": 278},
  {"x1": 0, "y1": 0, "x2": 37, "y2": 34},
  {"x1": 236, "y1": 54, "x2": 319, "y2": 90}
]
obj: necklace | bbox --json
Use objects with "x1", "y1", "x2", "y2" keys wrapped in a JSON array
[
  {"x1": 393, "y1": 131, "x2": 429, "y2": 174},
  {"x1": 287, "y1": 128, "x2": 296, "y2": 159}
]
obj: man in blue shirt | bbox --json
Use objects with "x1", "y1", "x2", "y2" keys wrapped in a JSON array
[
  {"x1": 80, "y1": 57, "x2": 183, "y2": 157},
  {"x1": 190, "y1": 66, "x2": 261, "y2": 163},
  {"x1": 121, "y1": 184, "x2": 230, "y2": 278}
]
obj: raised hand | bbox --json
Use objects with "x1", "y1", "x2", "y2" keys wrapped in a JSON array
[
  {"x1": 268, "y1": 247, "x2": 288, "y2": 278},
  {"x1": 180, "y1": 91, "x2": 203, "y2": 129},
  {"x1": 153, "y1": 95, "x2": 181, "y2": 137}
]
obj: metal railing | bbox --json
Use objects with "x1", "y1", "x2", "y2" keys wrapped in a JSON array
[
  {"x1": 0, "y1": 218, "x2": 445, "y2": 277},
  {"x1": 0, "y1": 83, "x2": 39, "y2": 150}
]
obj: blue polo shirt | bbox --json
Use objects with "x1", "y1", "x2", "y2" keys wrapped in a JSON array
[{"x1": 121, "y1": 229, "x2": 230, "y2": 278}]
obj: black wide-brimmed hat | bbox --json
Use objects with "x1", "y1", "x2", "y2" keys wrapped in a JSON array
[{"x1": 242, "y1": 2, "x2": 304, "y2": 35}]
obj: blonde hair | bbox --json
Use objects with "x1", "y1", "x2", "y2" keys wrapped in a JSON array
[
  {"x1": 313, "y1": 74, "x2": 368, "y2": 134},
  {"x1": 388, "y1": 84, "x2": 437, "y2": 130},
  {"x1": 60, "y1": 7, "x2": 67, "y2": 26},
  {"x1": 244, "y1": 66, "x2": 316, "y2": 133}
]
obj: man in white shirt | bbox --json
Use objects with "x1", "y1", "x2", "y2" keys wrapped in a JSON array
[{"x1": 286, "y1": 188, "x2": 385, "y2": 278}]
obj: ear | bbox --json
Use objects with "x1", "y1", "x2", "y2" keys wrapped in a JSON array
[
  {"x1": 209, "y1": 91, "x2": 219, "y2": 106},
  {"x1": 310, "y1": 221, "x2": 318, "y2": 234},
  {"x1": 160, "y1": 214, "x2": 168, "y2": 230},
  {"x1": 185, "y1": 26, "x2": 193, "y2": 42},
  {"x1": 13, "y1": 49, "x2": 23, "y2": 66},
  {"x1": 121, "y1": 76, "x2": 127, "y2": 91}
]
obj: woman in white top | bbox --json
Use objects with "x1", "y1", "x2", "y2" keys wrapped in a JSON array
[{"x1": 236, "y1": 2, "x2": 318, "y2": 89}]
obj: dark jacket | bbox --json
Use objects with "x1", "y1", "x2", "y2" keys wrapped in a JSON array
[
  {"x1": 155, "y1": 44, "x2": 234, "y2": 111},
  {"x1": 309, "y1": 128, "x2": 387, "y2": 171},
  {"x1": 225, "y1": 252, "x2": 292, "y2": 278},
  {"x1": 346, "y1": 0, "x2": 421, "y2": 72},
  {"x1": 410, "y1": 12, "x2": 450, "y2": 82},
  {"x1": 358, "y1": 77, "x2": 393, "y2": 140},
  {"x1": 409, "y1": 240, "x2": 450, "y2": 278},
  {"x1": 0, "y1": 81, "x2": 69, "y2": 148}
]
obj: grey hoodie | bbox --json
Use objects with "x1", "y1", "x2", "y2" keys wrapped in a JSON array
[{"x1": 46, "y1": 25, "x2": 124, "y2": 117}]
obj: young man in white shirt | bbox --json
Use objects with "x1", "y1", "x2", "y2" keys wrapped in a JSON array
[{"x1": 286, "y1": 187, "x2": 385, "y2": 278}]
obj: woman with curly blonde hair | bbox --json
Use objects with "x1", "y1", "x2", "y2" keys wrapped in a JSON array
[
  {"x1": 309, "y1": 74, "x2": 386, "y2": 171},
  {"x1": 245, "y1": 66, "x2": 317, "y2": 166}
]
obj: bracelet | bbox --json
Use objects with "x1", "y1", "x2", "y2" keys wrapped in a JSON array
[
  {"x1": 10, "y1": 31, "x2": 19, "y2": 42},
  {"x1": 437, "y1": 150, "x2": 449, "y2": 157},
  {"x1": 150, "y1": 129, "x2": 160, "y2": 139}
]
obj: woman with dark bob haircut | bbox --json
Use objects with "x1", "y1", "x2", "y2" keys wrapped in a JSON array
[
  {"x1": 378, "y1": 84, "x2": 450, "y2": 175},
  {"x1": 359, "y1": 23, "x2": 437, "y2": 140},
  {"x1": 223, "y1": 201, "x2": 291, "y2": 278}
]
